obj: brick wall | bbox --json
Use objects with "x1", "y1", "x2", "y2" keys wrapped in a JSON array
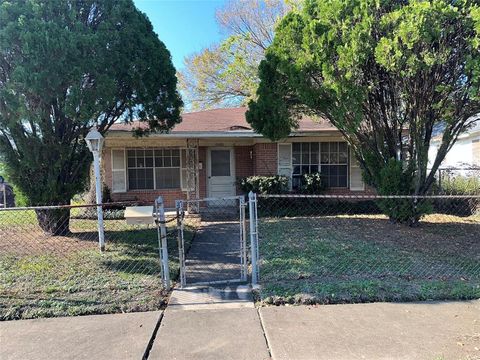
[
  {"x1": 235, "y1": 146, "x2": 254, "y2": 179},
  {"x1": 254, "y1": 143, "x2": 277, "y2": 176},
  {"x1": 235, "y1": 146, "x2": 254, "y2": 194}
]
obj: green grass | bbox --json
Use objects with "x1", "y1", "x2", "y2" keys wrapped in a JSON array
[
  {"x1": 0, "y1": 217, "x2": 196, "y2": 320},
  {"x1": 258, "y1": 215, "x2": 480, "y2": 305}
]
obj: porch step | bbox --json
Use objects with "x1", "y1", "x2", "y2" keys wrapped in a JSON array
[{"x1": 168, "y1": 285, "x2": 253, "y2": 311}]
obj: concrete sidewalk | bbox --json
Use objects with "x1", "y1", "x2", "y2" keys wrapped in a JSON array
[
  {"x1": 149, "y1": 307, "x2": 270, "y2": 360},
  {"x1": 260, "y1": 300, "x2": 480, "y2": 360},
  {"x1": 0, "y1": 311, "x2": 161, "y2": 360},
  {"x1": 1, "y1": 300, "x2": 478, "y2": 359}
]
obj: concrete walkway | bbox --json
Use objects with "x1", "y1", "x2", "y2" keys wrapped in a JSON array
[
  {"x1": 185, "y1": 221, "x2": 243, "y2": 285},
  {"x1": 0, "y1": 311, "x2": 161, "y2": 360},
  {"x1": 260, "y1": 300, "x2": 480, "y2": 360},
  {"x1": 149, "y1": 307, "x2": 270, "y2": 360},
  {"x1": 1, "y1": 300, "x2": 478, "y2": 359}
]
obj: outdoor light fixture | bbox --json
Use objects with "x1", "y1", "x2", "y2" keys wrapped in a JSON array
[
  {"x1": 85, "y1": 129, "x2": 104, "y2": 153},
  {"x1": 85, "y1": 128, "x2": 105, "y2": 251}
]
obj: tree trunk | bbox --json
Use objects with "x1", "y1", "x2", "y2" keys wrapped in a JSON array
[{"x1": 35, "y1": 208, "x2": 71, "y2": 236}]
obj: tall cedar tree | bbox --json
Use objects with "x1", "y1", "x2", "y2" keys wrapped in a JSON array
[
  {"x1": 247, "y1": 0, "x2": 480, "y2": 223},
  {"x1": 0, "y1": 0, "x2": 182, "y2": 234}
]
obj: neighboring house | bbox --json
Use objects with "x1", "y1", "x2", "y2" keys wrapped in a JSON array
[
  {"x1": 428, "y1": 119, "x2": 480, "y2": 170},
  {"x1": 0, "y1": 177, "x2": 15, "y2": 208},
  {"x1": 103, "y1": 107, "x2": 368, "y2": 207}
]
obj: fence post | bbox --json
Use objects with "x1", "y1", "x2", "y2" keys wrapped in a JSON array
[
  {"x1": 92, "y1": 151, "x2": 105, "y2": 252},
  {"x1": 248, "y1": 191, "x2": 259, "y2": 285},
  {"x1": 155, "y1": 196, "x2": 170, "y2": 290},
  {"x1": 239, "y1": 196, "x2": 248, "y2": 282},
  {"x1": 176, "y1": 200, "x2": 186, "y2": 288}
]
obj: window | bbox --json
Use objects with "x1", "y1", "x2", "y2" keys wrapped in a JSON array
[
  {"x1": 127, "y1": 149, "x2": 154, "y2": 190},
  {"x1": 210, "y1": 150, "x2": 231, "y2": 176},
  {"x1": 291, "y1": 142, "x2": 349, "y2": 189},
  {"x1": 320, "y1": 142, "x2": 349, "y2": 187},
  {"x1": 127, "y1": 148, "x2": 182, "y2": 190},
  {"x1": 292, "y1": 143, "x2": 319, "y2": 189}
]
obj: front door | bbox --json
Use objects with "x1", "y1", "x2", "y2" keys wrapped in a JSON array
[{"x1": 207, "y1": 148, "x2": 236, "y2": 198}]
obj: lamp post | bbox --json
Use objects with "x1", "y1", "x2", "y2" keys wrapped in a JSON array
[{"x1": 85, "y1": 128, "x2": 105, "y2": 252}]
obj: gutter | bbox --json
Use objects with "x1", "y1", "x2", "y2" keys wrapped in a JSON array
[{"x1": 106, "y1": 130, "x2": 340, "y2": 139}]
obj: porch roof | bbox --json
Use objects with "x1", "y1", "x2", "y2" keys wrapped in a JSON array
[{"x1": 107, "y1": 107, "x2": 338, "y2": 137}]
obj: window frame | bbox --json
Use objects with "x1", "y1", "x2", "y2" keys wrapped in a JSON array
[
  {"x1": 290, "y1": 141, "x2": 350, "y2": 189},
  {"x1": 126, "y1": 147, "x2": 183, "y2": 191},
  {"x1": 319, "y1": 142, "x2": 350, "y2": 188}
]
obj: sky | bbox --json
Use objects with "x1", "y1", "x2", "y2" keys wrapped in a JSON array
[{"x1": 133, "y1": 0, "x2": 228, "y2": 71}]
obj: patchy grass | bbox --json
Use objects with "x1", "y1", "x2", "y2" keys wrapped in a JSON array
[
  {"x1": 0, "y1": 216, "x2": 197, "y2": 320},
  {"x1": 258, "y1": 214, "x2": 480, "y2": 305}
]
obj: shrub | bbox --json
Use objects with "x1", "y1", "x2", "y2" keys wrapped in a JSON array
[
  {"x1": 439, "y1": 174, "x2": 480, "y2": 195},
  {"x1": 300, "y1": 173, "x2": 325, "y2": 194},
  {"x1": 375, "y1": 159, "x2": 432, "y2": 225},
  {"x1": 238, "y1": 175, "x2": 289, "y2": 194}
]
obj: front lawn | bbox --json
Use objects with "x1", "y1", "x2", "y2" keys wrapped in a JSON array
[
  {"x1": 0, "y1": 212, "x2": 196, "y2": 320},
  {"x1": 258, "y1": 213, "x2": 480, "y2": 305}
]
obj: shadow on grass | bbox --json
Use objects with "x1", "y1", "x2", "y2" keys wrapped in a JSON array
[{"x1": 258, "y1": 215, "x2": 480, "y2": 305}]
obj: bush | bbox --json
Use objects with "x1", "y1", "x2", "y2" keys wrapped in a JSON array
[
  {"x1": 238, "y1": 175, "x2": 289, "y2": 194},
  {"x1": 375, "y1": 159, "x2": 432, "y2": 225},
  {"x1": 300, "y1": 173, "x2": 325, "y2": 194},
  {"x1": 439, "y1": 174, "x2": 480, "y2": 195}
]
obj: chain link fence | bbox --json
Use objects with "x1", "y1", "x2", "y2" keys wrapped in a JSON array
[
  {"x1": 176, "y1": 196, "x2": 248, "y2": 287},
  {"x1": 2, "y1": 193, "x2": 479, "y2": 319},
  {"x1": 436, "y1": 167, "x2": 480, "y2": 195},
  {"x1": 0, "y1": 202, "x2": 196, "y2": 320},
  {"x1": 255, "y1": 194, "x2": 480, "y2": 305}
]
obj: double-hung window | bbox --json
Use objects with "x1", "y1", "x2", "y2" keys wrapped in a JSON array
[
  {"x1": 291, "y1": 142, "x2": 349, "y2": 189},
  {"x1": 292, "y1": 143, "x2": 319, "y2": 189},
  {"x1": 320, "y1": 142, "x2": 349, "y2": 187},
  {"x1": 127, "y1": 148, "x2": 182, "y2": 190}
]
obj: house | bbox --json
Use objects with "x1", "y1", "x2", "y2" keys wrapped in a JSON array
[
  {"x1": 428, "y1": 119, "x2": 480, "y2": 170},
  {"x1": 103, "y1": 107, "x2": 368, "y2": 207}
]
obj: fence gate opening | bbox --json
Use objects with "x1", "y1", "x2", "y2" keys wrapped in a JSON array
[{"x1": 176, "y1": 196, "x2": 248, "y2": 287}]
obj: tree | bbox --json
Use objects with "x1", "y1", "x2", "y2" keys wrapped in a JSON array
[
  {"x1": 247, "y1": 0, "x2": 480, "y2": 224},
  {"x1": 0, "y1": 0, "x2": 182, "y2": 234},
  {"x1": 178, "y1": 0, "x2": 291, "y2": 110}
]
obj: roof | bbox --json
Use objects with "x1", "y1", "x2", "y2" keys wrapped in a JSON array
[{"x1": 108, "y1": 107, "x2": 337, "y2": 136}]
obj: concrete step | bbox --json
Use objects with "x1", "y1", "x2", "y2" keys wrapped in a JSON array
[{"x1": 168, "y1": 285, "x2": 253, "y2": 311}]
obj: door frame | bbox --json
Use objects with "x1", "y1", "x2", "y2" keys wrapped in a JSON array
[{"x1": 207, "y1": 147, "x2": 236, "y2": 198}]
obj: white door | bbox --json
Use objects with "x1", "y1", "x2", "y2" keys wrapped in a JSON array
[{"x1": 208, "y1": 148, "x2": 236, "y2": 198}]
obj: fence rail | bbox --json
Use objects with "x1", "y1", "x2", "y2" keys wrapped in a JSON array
[
  {"x1": 0, "y1": 201, "x2": 190, "y2": 320},
  {"x1": 2, "y1": 193, "x2": 479, "y2": 319},
  {"x1": 255, "y1": 193, "x2": 479, "y2": 305}
]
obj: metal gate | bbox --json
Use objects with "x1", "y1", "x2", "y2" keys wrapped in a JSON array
[{"x1": 175, "y1": 196, "x2": 248, "y2": 287}]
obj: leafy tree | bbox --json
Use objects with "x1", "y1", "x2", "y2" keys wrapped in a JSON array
[
  {"x1": 0, "y1": 0, "x2": 182, "y2": 234},
  {"x1": 247, "y1": 0, "x2": 480, "y2": 224},
  {"x1": 178, "y1": 0, "x2": 291, "y2": 110}
]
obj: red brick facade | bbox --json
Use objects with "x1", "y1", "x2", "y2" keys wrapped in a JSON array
[
  {"x1": 253, "y1": 143, "x2": 277, "y2": 176},
  {"x1": 235, "y1": 146, "x2": 254, "y2": 179},
  {"x1": 103, "y1": 142, "x2": 371, "y2": 208}
]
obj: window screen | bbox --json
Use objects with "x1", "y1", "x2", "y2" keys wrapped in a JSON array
[
  {"x1": 210, "y1": 150, "x2": 231, "y2": 177},
  {"x1": 127, "y1": 148, "x2": 181, "y2": 190},
  {"x1": 291, "y1": 142, "x2": 349, "y2": 189}
]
